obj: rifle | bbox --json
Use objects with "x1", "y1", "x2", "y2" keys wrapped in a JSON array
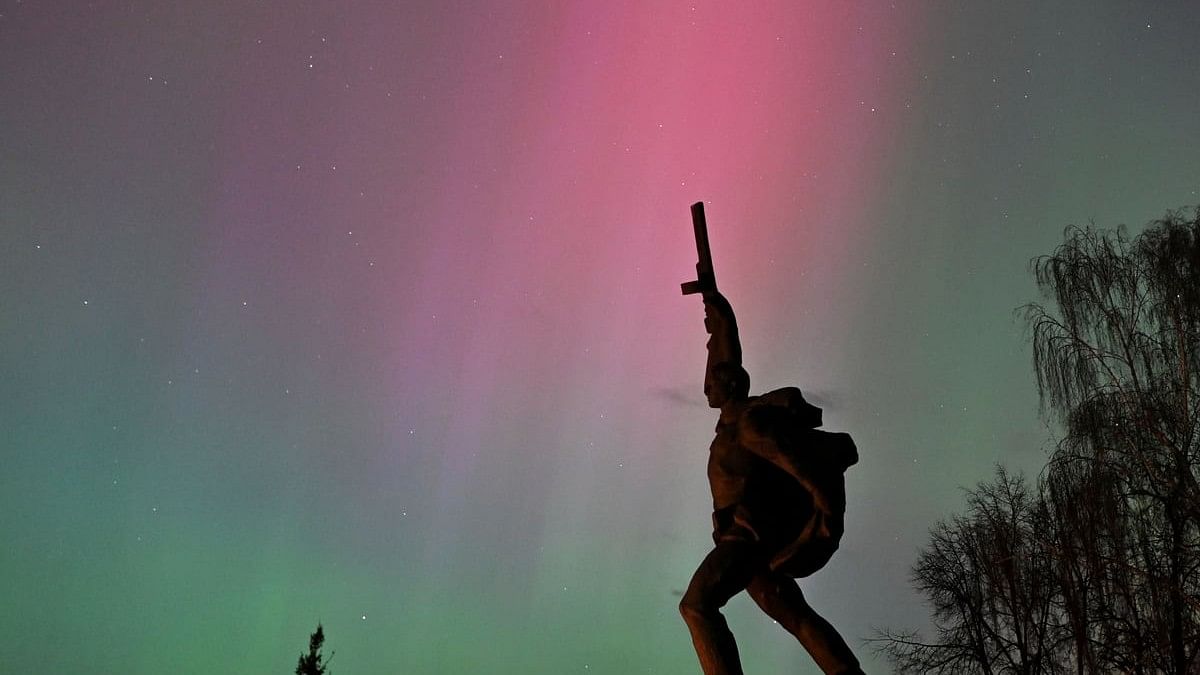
[{"x1": 680, "y1": 201, "x2": 716, "y2": 296}]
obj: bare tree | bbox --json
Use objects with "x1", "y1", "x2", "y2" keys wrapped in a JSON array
[
  {"x1": 876, "y1": 208, "x2": 1200, "y2": 674},
  {"x1": 1027, "y1": 209, "x2": 1200, "y2": 674},
  {"x1": 874, "y1": 467, "x2": 1067, "y2": 675}
]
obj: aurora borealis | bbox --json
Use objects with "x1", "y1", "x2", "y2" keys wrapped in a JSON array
[{"x1": 3, "y1": 1, "x2": 1200, "y2": 672}]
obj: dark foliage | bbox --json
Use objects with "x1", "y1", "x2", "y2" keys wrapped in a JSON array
[{"x1": 296, "y1": 623, "x2": 332, "y2": 675}]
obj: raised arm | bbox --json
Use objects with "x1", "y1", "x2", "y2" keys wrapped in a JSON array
[{"x1": 703, "y1": 290, "x2": 743, "y2": 386}]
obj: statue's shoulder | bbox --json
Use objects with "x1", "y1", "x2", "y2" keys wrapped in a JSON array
[
  {"x1": 750, "y1": 387, "x2": 823, "y2": 429},
  {"x1": 743, "y1": 389, "x2": 857, "y2": 470}
]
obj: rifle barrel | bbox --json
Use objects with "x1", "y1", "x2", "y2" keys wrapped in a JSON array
[{"x1": 680, "y1": 201, "x2": 715, "y2": 295}]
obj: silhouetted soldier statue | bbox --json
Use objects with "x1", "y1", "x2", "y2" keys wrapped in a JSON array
[{"x1": 678, "y1": 203, "x2": 864, "y2": 675}]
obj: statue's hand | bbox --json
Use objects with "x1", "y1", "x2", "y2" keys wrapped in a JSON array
[
  {"x1": 702, "y1": 289, "x2": 726, "y2": 309},
  {"x1": 703, "y1": 300, "x2": 722, "y2": 334},
  {"x1": 703, "y1": 292, "x2": 730, "y2": 326}
]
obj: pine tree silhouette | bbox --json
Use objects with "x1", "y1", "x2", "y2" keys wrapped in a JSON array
[{"x1": 295, "y1": 623, "x2": 332, "y2": 675}]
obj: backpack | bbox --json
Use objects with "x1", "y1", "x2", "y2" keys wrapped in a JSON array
[{"x1": 750, "y1": 387, "x2": 858, "y2": 578}]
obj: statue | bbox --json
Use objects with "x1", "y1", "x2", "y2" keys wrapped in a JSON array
[{"x1": 678, "y1": 202, "x2": 865, "y2": 675}]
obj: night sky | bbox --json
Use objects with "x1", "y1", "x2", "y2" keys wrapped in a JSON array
[{"x1": 3, "y1": 1, "x2": 1200, "y2": 673}]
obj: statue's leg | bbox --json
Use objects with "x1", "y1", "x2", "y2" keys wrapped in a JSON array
[
  {"x1": 679, "y1": 540, "x2": 764, "y2": 675},
  {"x1": 746, "y1": 573, "x2": 864, "y2": 675}
]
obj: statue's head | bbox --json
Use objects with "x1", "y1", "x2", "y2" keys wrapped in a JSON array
[{"x1": 706, "y1": 362, "x2": 750, "y2": 408}]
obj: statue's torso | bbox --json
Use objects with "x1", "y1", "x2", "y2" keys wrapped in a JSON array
[
  {"x1": 707, "y1": 398, "x2": 810, "y2": 544},
  {"x1": 707, "y1": 415, "x2": 757, "y2": 512}
]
